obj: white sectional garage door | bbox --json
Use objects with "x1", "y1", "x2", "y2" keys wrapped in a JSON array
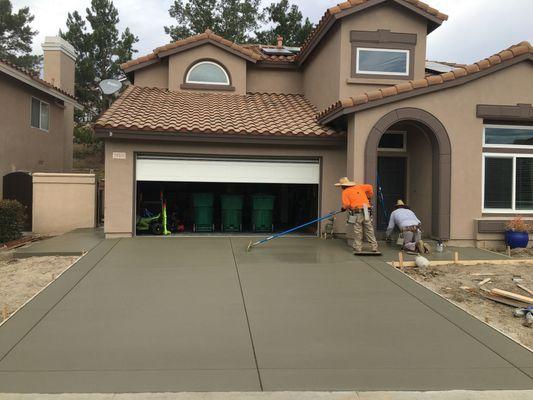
[{"x1": 136, "y1": 156, "x2": 320, "y2": 184}]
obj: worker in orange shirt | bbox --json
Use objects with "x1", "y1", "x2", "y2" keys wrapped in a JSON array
[{"x1": 335, "y1": 177, "x2": 379, "y2": 254}]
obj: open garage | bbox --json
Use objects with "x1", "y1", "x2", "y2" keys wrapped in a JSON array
[{"x1": 135, "y1": 155, "x2": 320, "y2": 235}]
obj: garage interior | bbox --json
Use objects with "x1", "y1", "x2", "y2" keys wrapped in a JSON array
[{"x1": 135, "y1": 156, "x2": 320, "y2": 236}]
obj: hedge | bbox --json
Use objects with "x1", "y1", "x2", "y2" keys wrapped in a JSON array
[{"x1": 0, "y1": 199, "x2": 26, "y2": 244}]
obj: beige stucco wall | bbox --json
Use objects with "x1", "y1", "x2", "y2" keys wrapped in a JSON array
[
  {"x1": 0, "y1": 75, "x2": 72, "y2": 198},
  {"x1": 134, "y1": 60, "x2": 169, "y2": 88},
  {"x1": 168, "y1": 44, "x2": 247, "y2": 94},
  {"x1": 32, "y1": 173, "x2": 96, "y2": 234},
  {"x1": 104, "y1": 140, "x2": 347, "y2": 238},
  {"x1": 338, "y1": 2, "x2": 428, "y2": 100},
  {"x1": 247, "y1": 67, "x2": 303, "y2": 94},
  {"x1": 303, "y1": 24, "x2": 342, "y2": 111},
  {"x1": 349, "y1": 61, "x2": 533, "y2": 242},
  {"x1": 43, "y1": 49, "x2": 75, "y2": 96}
]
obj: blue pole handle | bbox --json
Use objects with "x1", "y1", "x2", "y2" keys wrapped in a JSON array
[{"x1": 252, "y1": 210, "x2": 344, "y2": 247}]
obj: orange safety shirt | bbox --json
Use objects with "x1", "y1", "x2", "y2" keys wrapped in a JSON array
[{"x1": 342, "y1": 184, "x2": 373, "y2": 210}]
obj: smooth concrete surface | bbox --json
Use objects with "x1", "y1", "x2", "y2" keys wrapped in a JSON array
[
  {"x1": 14, "y1": 228, "x2": 104, "y2": 258},
  {"x1": 0, "y1": 237, "x2": 532, "y2": 393},
  {"x1": 2, "y1": 391, "x2": 533, "y2": 400}
]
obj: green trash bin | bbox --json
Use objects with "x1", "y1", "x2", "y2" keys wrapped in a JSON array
[
  {"x1": 251, "y1": 194, "x2": 275, "y2": 232},
  {"x1": 221, "y1": 195, "x2": 243, "y2": 232},
  {"x1": 192, "y1": 193, "x2": 214, "y2": 232}
]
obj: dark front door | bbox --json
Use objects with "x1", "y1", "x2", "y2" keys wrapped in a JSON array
[{"x1": 376, "y1": 157, "x2": 406, "y2": 230}]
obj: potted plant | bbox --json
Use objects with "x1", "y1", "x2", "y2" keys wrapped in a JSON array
[{"x1": 504, "y1": 216, "x2": 530, "y2": 249}]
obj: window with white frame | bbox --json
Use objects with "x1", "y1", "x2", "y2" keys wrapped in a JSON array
[
  {"x1": 31, "y1": 97, "x2": 49, "y2": 131},
  {"x1": 483, "y1": 154, "x2": 533, "y2": 212},
  {"x1": 356, "y1": 48, "x2": 409, "y2": 76},
  {"x1": 185, "y1": 61, "x2": 230, "y2": 85},
  {"x1": 483, "y1": 125, "x2": 533, "y2": 148},
  {"x1": 378, "y1": 131, "x2": 406, "y2": 151}
]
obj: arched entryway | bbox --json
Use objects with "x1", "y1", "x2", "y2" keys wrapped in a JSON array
[{"x1": 364, "y1": 108, "x2": 451, "y2": 239}]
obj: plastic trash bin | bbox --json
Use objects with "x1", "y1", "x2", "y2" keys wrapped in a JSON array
[
  {"x1": 192, "y1": 193, "x2": 214, "y2": 232},
  {"x1": 221, "y1": 195, "x2": 243, "y2": 232},
  {"x1": 251, "y1": 194, "x2": 275, "y2": 232}
]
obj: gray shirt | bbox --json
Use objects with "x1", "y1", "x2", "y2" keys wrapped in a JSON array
[{"x1": 386, "y1": 208, "x2": 421, "y2": 236}]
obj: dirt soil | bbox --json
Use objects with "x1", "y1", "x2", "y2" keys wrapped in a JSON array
[
  {"x1": 0, "y1": 252, "x2": 78, "y2": 320},
  {"x1": 495, "y1": 247, "x2": 533, "y2": 258},
  {"x1": 405, "y1": 262, "x2": 533, "y2": 350}
]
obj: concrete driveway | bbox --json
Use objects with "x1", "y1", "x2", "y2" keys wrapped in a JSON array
[{"x1": 0, "y1": 237, "x2": 532, "y2": 393}]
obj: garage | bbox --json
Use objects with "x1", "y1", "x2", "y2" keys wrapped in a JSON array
[{"x1": 135, "y1": 155, "x2": 320, "y2": 235}]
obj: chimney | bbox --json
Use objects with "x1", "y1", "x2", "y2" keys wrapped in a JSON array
[
  {"x1": 42, "y1": 36, "x2": 77, "y2": 95},
  {"x1": 276, "y1": 35, "x2": 283, "y2": 49}
]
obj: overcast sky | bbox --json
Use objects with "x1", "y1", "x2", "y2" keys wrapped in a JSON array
[{"x1": 13, "y1": 0, "x2": 533, "y2": 64}]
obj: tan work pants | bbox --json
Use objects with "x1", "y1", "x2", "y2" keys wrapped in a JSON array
[{"x1": 352, "y1": 212, "x2": 378, "y2": 252}]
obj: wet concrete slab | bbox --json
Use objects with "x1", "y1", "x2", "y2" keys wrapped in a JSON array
[
  {"x1": 0, "y1": 237, "x2": 532, "y2": 393},
  {"x1": 14, "y1": 228, "x2": 104, "y2": 258}
]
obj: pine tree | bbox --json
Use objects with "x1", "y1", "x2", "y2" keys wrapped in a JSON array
[
  {"x1": 61, "y1": 0, "x2": 138, "y2": 122},
  {"x1": 255, "y1": 0, "x2": 314, "y2": 47},
  {"x1": 165, "y1": 0, "x2": 263, "y2": 43},
  {"x1": 0, "y1": 0, "x2": 41, "y2": 71}
]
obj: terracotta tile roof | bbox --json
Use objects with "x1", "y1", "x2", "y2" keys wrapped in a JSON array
[
  {"x1": 241, "y1": 44, "x2": 298, "y2": 63},
  {"x1": 317, "y1": 41, "x2": 533, "y2": 122},
  {"x1": 297, "y1": 0, "x2": 447, "y2": 64},
  {"x1": 0, "y1": 58, "x2": 78, "y2": 101},
  {"x1": 94, "y1": 86, "x2": 341, "y2": 138},
  {"x1": 121, "y1": 29, "x2": 264, "y2": 71}
]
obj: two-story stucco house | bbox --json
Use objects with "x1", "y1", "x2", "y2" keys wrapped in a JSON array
[
  {"x1": 0, "y1": 36, "x2": 81, "y2": 202},
  {"x1": 95, "y1": 0, "x2": 533, "y2": 247}
]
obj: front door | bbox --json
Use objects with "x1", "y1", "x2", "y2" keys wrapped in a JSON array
[{"x1": 376, "y1": 157, "x2": 406, "y2": 230}]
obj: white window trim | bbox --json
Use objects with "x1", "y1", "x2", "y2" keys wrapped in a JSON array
[
  {"x1": 378, "y1": 131, "x2": 407, "y2": 152},
  {"x1": 483, "y1": 124, "x2": 533, "y2": 149},
  {"x1": 30, "y1": 97, "x2": 50, "y2": 132},
  {"x1": 356, "y1": 47, "x2": 410, "y2": 76},
  {"x1": 185, "y1": 61, "x2": 230, "y2": 86},
  {"x1": 482, "y1": 152, "x2": 533, "y2": 214}
]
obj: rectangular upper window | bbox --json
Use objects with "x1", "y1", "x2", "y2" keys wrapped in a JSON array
[
  {"x1": 483, "y1": 154, "x2": 533, "y2": 212},
  {"x1": 356, "y1": 48, "x2": 409, "y2": 76},
  {"x1": 484, "y1": 125, "x2": 533, "y2": 148},
  {"x1": 378, "y1": 131, "x2": 406, "y2": 151},
  {"x1": 30, "y1": 97, "x2": 49, "y2": 131}
]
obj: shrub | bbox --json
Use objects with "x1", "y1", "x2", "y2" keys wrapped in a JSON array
[
  {"x1": 505, "y1": 215, "x2": 530, "y2": 233},
  {"x1": 0, "y1": 200, "x2": 26, "y2": 244}
]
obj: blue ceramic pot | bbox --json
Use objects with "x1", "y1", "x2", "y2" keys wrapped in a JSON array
[{"x1": 504, "y1": 230, "x2": 529, "y2": 249}]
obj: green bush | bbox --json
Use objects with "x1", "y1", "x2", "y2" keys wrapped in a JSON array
[
  {"x1": 0, "y1": 200, "x2": 26, "y2": 244},
  {"x1": 73, "y1": 125, "x2": 95, "y2": 144}
]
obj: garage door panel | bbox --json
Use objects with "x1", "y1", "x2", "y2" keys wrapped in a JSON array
[{"x1": 136, "y1": 157, "x2": 320, "y2": 184}]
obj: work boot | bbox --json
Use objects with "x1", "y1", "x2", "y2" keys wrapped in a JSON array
[
  {"x1": 423, "y1": 242, "x2": 431, "y2": 254},
  {"x1": 416, "y1": 240, "x2": 425, "y2": 254}
]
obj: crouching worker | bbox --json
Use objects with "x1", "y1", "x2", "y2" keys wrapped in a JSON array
[
  {"x1": 335, "y1": 177, "x2": 379, "y2": 254},
  {"x1": 386, "y1": 200, "x2": 430, "y2": 254}
]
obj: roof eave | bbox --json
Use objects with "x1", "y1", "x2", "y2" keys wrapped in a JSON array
[
  {"x1": 297, "y1": 0, "x2": 445, "y2": 66},
  {"x1": 156, "y1": 38, "x2": 259, "y2": 63},
  {"x1": 0, "y1": 62, "x2": 82, "y2": 109},
  {"x1": 93, "y1": 127, "x2": 346, "y2": 147},
  {"x1": 318, "y1": 53, "x2": 533, "y2": 124}
]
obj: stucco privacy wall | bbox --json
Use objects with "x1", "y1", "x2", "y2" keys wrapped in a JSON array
[
  {"x1": 104, "y1": 140, "x2": 347, "y2": 238},
  {"x1": 168, "y1": 44, "x2": 247, "y2": 93},
  {"x1": 349, "y1": 62, "x2": 533, "y2": 242},
  {"x1": 0, "y1": 76, "x2": 69, "y2": 199},
  {"x1": 32, "y1": 173, "x2": 96, "y2": 234},
  {"x1": 339, "y1": 2, "x2": 428, "y2": 100}
]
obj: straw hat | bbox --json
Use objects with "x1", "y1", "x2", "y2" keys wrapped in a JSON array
[
  {"x1": 395, "y1": 199, "x2": 406, "y2": 207},
  {"x1": 334, "y1": 177, "x2": 356, "y2": 187}
]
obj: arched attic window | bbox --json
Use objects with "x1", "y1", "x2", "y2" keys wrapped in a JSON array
[{"x1": 185, "y1": 61, "x2": 230, "y2": 86}]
